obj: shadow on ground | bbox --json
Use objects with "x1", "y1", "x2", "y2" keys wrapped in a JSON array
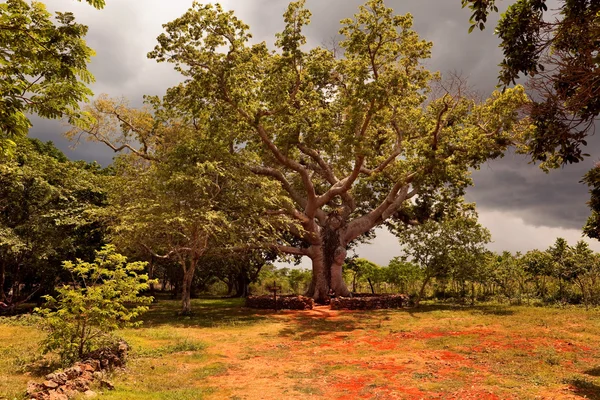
[
  {"x1": 277, "y1": 308, "x2": 395, "y2": 340},
  {"x1": 139, "y1": 296, "x2": 271, "y2": 328},
  {"x1": 566, "y1": 377, "x2": 600, "y2": 400},
  {"x1": 139, "y1": 297, "x2": 516, "y2": 332}
]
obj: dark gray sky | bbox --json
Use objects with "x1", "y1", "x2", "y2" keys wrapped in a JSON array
[{"x1": 34, "y1": 0, "x2": 600, "y2": 263}]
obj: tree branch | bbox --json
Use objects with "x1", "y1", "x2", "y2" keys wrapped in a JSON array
[{"x1": 342, "y1": 170, "x2": 419, "y2": 243}]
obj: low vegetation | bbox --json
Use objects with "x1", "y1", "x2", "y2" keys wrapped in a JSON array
[{"x1": 2, "y1": 298, "x2": 600, "y2": 399}]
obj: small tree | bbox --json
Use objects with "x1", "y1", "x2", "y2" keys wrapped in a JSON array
[
  {"x1": 386, "y1": 257, "x2": 423, "y2": 295},
  {"x1": 37, "y1": 245, "x2": 153, "y2": 365},
  {"x1": 397, "y1": 212, "x2": 490, "y2": 306}
]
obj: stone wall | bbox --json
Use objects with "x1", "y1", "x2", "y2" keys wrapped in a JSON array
[
  {"x1": 330, "y1": 294, "x2": 409, "y2": 310},
  {"x1": 245, "y1": 295, "x2": 314, "y2": 310}
]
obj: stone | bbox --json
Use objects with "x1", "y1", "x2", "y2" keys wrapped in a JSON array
[
  {"x1": 81, "y1": 371, "x2": 93, "y2": 381},
  {"x1": 84, "y1": 390, "x2": 98, "y2": 398},
  {"x1": 26, "y1": 381, "x2": 40, "y2": 395},
  {"x1": 118, "y1": 342, "x2": 128, "y2": 353},
  {"x1": 83, "y1": 359, "x2": 100, "y2": 371},
  {"x1": 83, "y1": 363, "x2": 95, "y2": 372},
  {"x1": 54, "y1": 372, "x2": 67, "y2": 385},
  {"x1": 43, "y1": 380, "x2": 59, "y2": 389},
  {"x1": 48, "y1": 392, "x2": 68, "y2": 400},
  {"x1": 72, "y1": 377, "x2": 90, "y2": 392},
  {"x1": 64, "y1": 367, "x2": 80, "y2": 380}
]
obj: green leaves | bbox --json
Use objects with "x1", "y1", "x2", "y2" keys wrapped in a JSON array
[
  {"x1": 0, "y1": 0, "x2": 95, "y2": 155},
  {"x1": 36, "y1": 245, "x2": 153, "y2": 365},
  {"x1": 80, "y1": 0, "x2": 105, "y2": 9},
  {"x1": 141, "y1": 0, "x2": 531, "y2": 261},
  {"x1": 496, "y1": 0, "x2": 546, "y2": 86},
  {"x1": 0, "y1": 136, "x2": 108, "y2": 305}
]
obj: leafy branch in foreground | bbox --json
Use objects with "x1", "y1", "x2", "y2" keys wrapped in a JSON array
[{"x1": 0, "y1": 0, "x2": 98, "y2": 156}]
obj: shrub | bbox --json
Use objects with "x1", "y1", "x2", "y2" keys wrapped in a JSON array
[{"x1": 36, "y1": 245, "x2": 154, "y2": 365}]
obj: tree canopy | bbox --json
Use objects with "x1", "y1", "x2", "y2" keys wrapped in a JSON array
[
  {"x1": 68, "y1": 95, "x2": 284, "y2": 313},
  {"x1": 463, "y1": 0, "x2": 600, "y2": 239},
  {"x1": 0, "y1": 0, "x2": 98, "y2": 155},
  {"x1": 0, "y1": 136, "x2": 108, "y2": 307},
  {"x1": 138, "y1": 0, "x2": 531, "y2": 302}
]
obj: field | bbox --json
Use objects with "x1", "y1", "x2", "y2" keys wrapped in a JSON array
[{"x1": 2, "y1": 299, "x2": 600, "y2": 400}]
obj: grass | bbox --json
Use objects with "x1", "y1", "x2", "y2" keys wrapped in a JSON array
[{"x1": 1, "y1": 298, "x2": 600, "y2": 399}]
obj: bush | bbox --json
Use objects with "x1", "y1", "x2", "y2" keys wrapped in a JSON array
[
  {"x1": 245, "y1": 295, "x2": 314, "y2": 310},
  {"x1": 36, "y1": 245, "x2": 154, "y2": 365}
]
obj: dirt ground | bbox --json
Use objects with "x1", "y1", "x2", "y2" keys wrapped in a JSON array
[
  {"x1": 190, "y1": 304, "x2": 600, "y2": 399},
  {"x1": 2, "y1": 300, "x2": 600, "y2": 400}
]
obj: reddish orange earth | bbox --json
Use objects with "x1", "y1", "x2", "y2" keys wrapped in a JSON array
[{"x1": 197, "y1": 306, "x2": 600, "y2": 400}]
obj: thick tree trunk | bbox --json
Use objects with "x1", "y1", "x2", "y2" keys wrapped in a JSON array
[
  {"x1": 305, "y1": 241, "x2": 351, "y2": 303},
  {"x1": 303, "y1": 211, "x2": 388, "y2": 303}
]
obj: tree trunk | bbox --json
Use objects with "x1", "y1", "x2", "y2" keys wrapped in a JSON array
[
  {"x1": 304, "y1": 215, "x2": 352, "y2": 303},
  {"x1": 414, "y1": 275, "x2": 431, "y2": 308},
  {"x1": 0, "y1": 261, "x2": 5, "y2": 303},
  {"x1": 368, "y1": 278, "x2": 375, "y2": 294},
  {"x1": 305, "y1": 245, "x2": 351, "y2": 303},
  {"x1": 225, "y1": 276, "x2": 234, "y2": 296},
  {"x1": 234, "y1": 272, "x2": 250, "y2": 297},
  {"x1": 148, "y1": 258, "x2": 156, "y2": 298},
  {"x1": 575, "y1": 278, "x2": 588, "y2": 309},
  {"x1": 181, "y1": 266, "x2": 195, "y2": 315}
]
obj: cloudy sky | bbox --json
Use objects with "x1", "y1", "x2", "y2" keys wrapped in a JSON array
[{"x1": 33, "y1": 0, "x2": 600, "y2": 265}]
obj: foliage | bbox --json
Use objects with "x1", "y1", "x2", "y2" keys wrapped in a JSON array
[
  {"x1": 343, "y1": 257, "x2": 385, "y2": 293},
  {"x1": 68, "y1": 95, "x2": 286, "y2": 312},
  {"x1": 0, "y1": 0, "x2": 98, "y2": 155},
  {"x1": 386, "y1": 257, "x2": 423, "y2": 294},
  {"x1": 396, "y1": 211, "x2": 491, "y2": 304},
  {"x1": 80, "y1": 0, "x2": 105, "y2": 8},
  {"x1": 36, "y1": 245, "x2": 153, "y2": 365},
  {"x1": 582, "y1": 165, "x2": 600, "y2": 240},
  {"x1": 134, "y1": 0, "x2": 530, "y2": 301},
  {"x1": 463, "y1": 0, "x2": 600, "y2": 237},
  {"x1": 0, "y1": 136, "x2": 108, "y2": 307}
]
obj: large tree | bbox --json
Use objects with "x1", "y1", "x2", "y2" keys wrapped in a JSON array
[
  {"x1": 71, "y1": 96, "x2": 284, "y2": 314},
  {"x1": 145, "y1": 0, "x2": 530, "y2": 302},
  {"x1": 72, "y1": 0, "x2": 530, "y2": 303},
  {"x1": 0, "y1": 0, "x2": 103, "y2": 155},
  {"x1": 0, "y1": 137, "x2": 107, "y2": 309}
]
